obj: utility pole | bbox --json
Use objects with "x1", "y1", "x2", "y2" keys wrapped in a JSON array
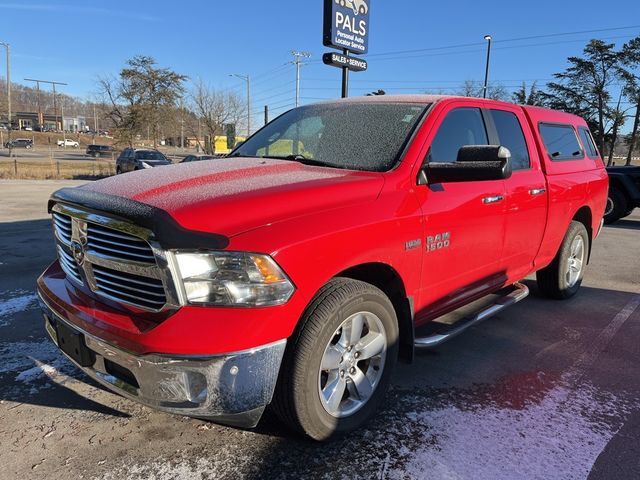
[
  {"x1": 0, "y1": 42, "x2": 11, "y2": 146},
  {"x1": 197, "y1": 117, "x2": 202, "y2": 153},
  {"x1": 61, "y1": 100, "x2": 66, "y2": 145},
  {"x1": 482, "y1": 35, "x2": 492, "y2": 99},
  {"x1": 24, "y1": 78, "x2": 43, "y2": 130},
  {"x1": 290, "y1": 51, "x2": 311, "y2": 107},
  {"x1": 230, "y1": 74, "x2": 251, "y2": 137},
  {"x1": 180, "y1": 99, "x2": 184, "y2": 150},
  {"x1": 93, "y1": 104, "x2": 98, "y2": 144},
  {"x1": 25, "y1": 79, "x2": 67, "y2": 131}
]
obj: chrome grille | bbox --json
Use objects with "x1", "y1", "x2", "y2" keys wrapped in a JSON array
[
  {"x1": 50, "y1": 204, "x2": 177, "y2": 312},
  {"x1": 57, "y1": 245, "x2": 83, "y2": 285},
  {"x1": 87, "y1": 223, "x2": 156, "y2": 263},
  {"x1": 92, "y1": 264, "x2": 166, "y2": 311},
  {"x1": 52, "y1": 212, "x2": 72, "y2": 245}
]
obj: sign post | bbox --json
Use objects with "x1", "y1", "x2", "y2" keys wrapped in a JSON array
[{"x1": 323, "y1": 0, "x2": 370, "y2": 98}]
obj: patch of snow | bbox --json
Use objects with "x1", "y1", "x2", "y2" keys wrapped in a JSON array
[
  {"x1": 389, "y1": 382, "x2": 631, "y2": 480},
  {"x1": 15, "y1": 360, "x2": 62, "y2": 383},
  {"x1": 0, "y1": 289, "x2": 38, "y2": 326},
  {"x1": 0, "y1": 340, "x2": 63, "y2": 374}
]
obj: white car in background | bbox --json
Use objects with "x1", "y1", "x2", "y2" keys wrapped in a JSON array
[{"x1": 57, "y1": 139, "x2": 80, "y2": 148}]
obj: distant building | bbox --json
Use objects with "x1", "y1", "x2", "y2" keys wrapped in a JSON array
[
  {"x1": 63, "y1": 116, "x2": 88, "y2": 133},
  {"x1": 13, "y1": 111, "x2": 88, "y2": 132}
]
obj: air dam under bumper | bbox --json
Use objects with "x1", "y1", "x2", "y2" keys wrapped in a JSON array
[{"x1": 39, "y1": 295, "x2": 287, "y2": 428}]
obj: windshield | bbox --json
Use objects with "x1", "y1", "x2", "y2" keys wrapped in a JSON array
[
  {"x1": 137, "y1": 151, "x2": 167, "y2": 161},
  {"x1": 231, "y1": 103, "x2": 428, "y2": 172}
]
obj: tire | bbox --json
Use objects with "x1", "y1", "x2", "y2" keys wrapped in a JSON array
[
  {"x1": 622, "y1": 208, "x2": 635, "y2": 218},
  {"x1": 116, "y1": 166, "x2": 122, "y2": 174},
  {"x1": 603, "y1": 187, "x2": 628, "y2": 224},
  {"x1": 536, "y1": 221, "x2": 589, "y2": 300},
  {"x1": 272, "y1": 278, "x2": 399, "y2": 441}
]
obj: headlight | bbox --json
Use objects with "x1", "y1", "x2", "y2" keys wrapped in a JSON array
[{"x1": 174, "y1": 252, "x2": 295, "y2": 307}]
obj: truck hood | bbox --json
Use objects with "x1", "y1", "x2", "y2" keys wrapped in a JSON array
[{"x1": 80, "y1": 157, "x2": 385, "y2": 238}]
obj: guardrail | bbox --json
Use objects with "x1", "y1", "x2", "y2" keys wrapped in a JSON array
[{"x1": 0, "y1": 157, "x2": 116, "y2": 180}]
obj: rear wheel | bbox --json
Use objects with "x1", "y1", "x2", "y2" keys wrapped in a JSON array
[
  {"x1": 604, "y1": 187, "x2": 627, "y2": 224},
  {"x1": 116, "y1": 166, "x2": 122, "y2": 174},
  {"x1": 272, "y1": 278, "x2": 398, "y2": 441},
  {"x1": 536, "y1": 221, "x2": 589, "y2": 299}
]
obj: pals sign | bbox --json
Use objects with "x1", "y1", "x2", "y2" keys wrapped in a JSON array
[{"x1": 323, "y1": 0, "x2": 370, "y2": 55}]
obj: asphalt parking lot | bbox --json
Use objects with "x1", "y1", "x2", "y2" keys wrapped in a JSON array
[{"x1": 0, "y1": 179, "x2": 639, "y2": 480}]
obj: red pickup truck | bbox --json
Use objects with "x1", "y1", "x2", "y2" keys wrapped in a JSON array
[{"x1": 37, "y1": 95, "x2": 608, "y2": 440}]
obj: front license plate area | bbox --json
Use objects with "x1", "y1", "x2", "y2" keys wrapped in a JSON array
[{"x1": 56, "y1": 321, "x2": 95, "y2": 367}]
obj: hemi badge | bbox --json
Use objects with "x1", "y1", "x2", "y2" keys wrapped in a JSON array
[{"x1": 405, "y1": 239, "x2": 421, "y2": 251}]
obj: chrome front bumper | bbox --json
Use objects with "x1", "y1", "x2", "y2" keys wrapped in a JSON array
[{"x1": 39, "y1": 296, "x2": 286, "y2": 428}]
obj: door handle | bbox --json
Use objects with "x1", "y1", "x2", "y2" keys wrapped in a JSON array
[
  {"x1": 482, "y1": 195, "x2": 504, "y2": 204},
  {"x1": 529, "y1": 188, "x2": 546, "y2": 196}
]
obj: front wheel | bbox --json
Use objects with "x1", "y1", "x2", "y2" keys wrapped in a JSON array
[
  {"x1": 272, "y1": 278, "x2": 398, "y2": 441},
  {"x1": 536, "y1": 221, "x2": 589, "y2": 299}
]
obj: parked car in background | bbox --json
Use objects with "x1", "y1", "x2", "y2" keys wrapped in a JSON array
[
  {"x1": 57, "y1": 139, "x2": 80, "y2": 148},
  {"x1": 4, "y1": 138, "x2": 33, "y2": 149},
  {"x1": 604, "y1": 165, "x2": 640, "y2": 223},
  {"x1": 180, "y1": 154, "x2": 218, "y2": 163},
  {"x1": 116, "y1": 148, "x2": 171, "y2": 173},
  {"x1": 86, "y1": 144, "x2": 116, "y2": 158}
]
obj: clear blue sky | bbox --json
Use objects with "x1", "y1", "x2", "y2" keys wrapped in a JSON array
[{"x1": 0, "y1": 0, "x2": 639, "y2": 128}]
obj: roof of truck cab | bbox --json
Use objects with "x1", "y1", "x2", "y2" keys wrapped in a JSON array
[
  {"x1": 315, "y1": 94, "x2": 453, "y2": 105},
  {"x1": 312, "y1": 95, "x2": 589, "y2": 126},
  {"x1": 520, "y1": 104, "x2": 588, "y2": 126}
]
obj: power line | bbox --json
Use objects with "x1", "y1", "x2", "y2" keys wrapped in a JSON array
[
  {"x1": 365, "y1": 24, "x2": 640, "y2": 58},
  {"x1": 251, "y1": 80, "x2": 296, "y2": 104}
]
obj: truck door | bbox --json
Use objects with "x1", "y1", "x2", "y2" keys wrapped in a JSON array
[
  {"x1": 414, "y1": 104, "x2": 507, "y2": 317},
  {"x1": 486, "y1": 107, "x2": 547, "y2": 281}
]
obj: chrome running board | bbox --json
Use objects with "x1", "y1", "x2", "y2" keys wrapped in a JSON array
[{"x1": 414, "y1": 282, "x2": 529, "y2": 349}]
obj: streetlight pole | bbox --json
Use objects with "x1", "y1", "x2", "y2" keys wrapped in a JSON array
[
  {"x1": 290, "y1": 51, "x2": 311, "y2": 108},
  {"x1": 0, "y1": 42, "x2": 11, "y2": 144},
  {"x1": 231, "y1": 74, "x2": 251, "y2": 137},
  {"x1": 482, "y1": 35, "x2": 492, "y2": 99}
]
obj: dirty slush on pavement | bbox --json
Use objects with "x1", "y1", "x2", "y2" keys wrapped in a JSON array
[{"x1": 1, "y1": 284, "x2": 639, "y2": 479}]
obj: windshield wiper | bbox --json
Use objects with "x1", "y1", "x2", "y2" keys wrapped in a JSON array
[{"x1": 262, "y1": 155, "x2": 343, "y2": 169}]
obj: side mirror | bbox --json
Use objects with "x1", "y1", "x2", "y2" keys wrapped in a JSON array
[{"x1": 418, "y1": 145, "x2": 512, "y2": 185}]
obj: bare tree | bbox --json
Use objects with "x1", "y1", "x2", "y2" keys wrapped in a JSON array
[
  {"x1": 606, "y1": 92, "x2": 630, "y2": 165},
  {"x1": 190, "y1": 80, "x2": 244, "y2": 154},
  {"x1": 458, "y1": 80, "x2": 508, "y2": 100}
]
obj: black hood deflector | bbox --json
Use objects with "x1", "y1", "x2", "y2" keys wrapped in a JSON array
[{"x1": 49, "y1": 187, "x2": 229, "y2": 250}]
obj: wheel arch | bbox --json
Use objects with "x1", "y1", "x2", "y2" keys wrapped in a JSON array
[
  {"x1": 337, "y1": 262, "x2": 414, "y2": 364},
  {"x1": 572, "y1": 206, "x2": 593, "y2": 262}
]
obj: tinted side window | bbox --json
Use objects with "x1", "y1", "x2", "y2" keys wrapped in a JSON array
[
  {"x1": 428, "y1": 108, "x2": 488, "y2": 163},
  {"x1": 539, "y1": 124, "x2": 583, "y2": 161},
  {"x1": 578, "y1": 127, "x2": 599, "y2": 159},
  {"x1": 490, "y1": 110, "x2": 530, "y2": 170}
]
